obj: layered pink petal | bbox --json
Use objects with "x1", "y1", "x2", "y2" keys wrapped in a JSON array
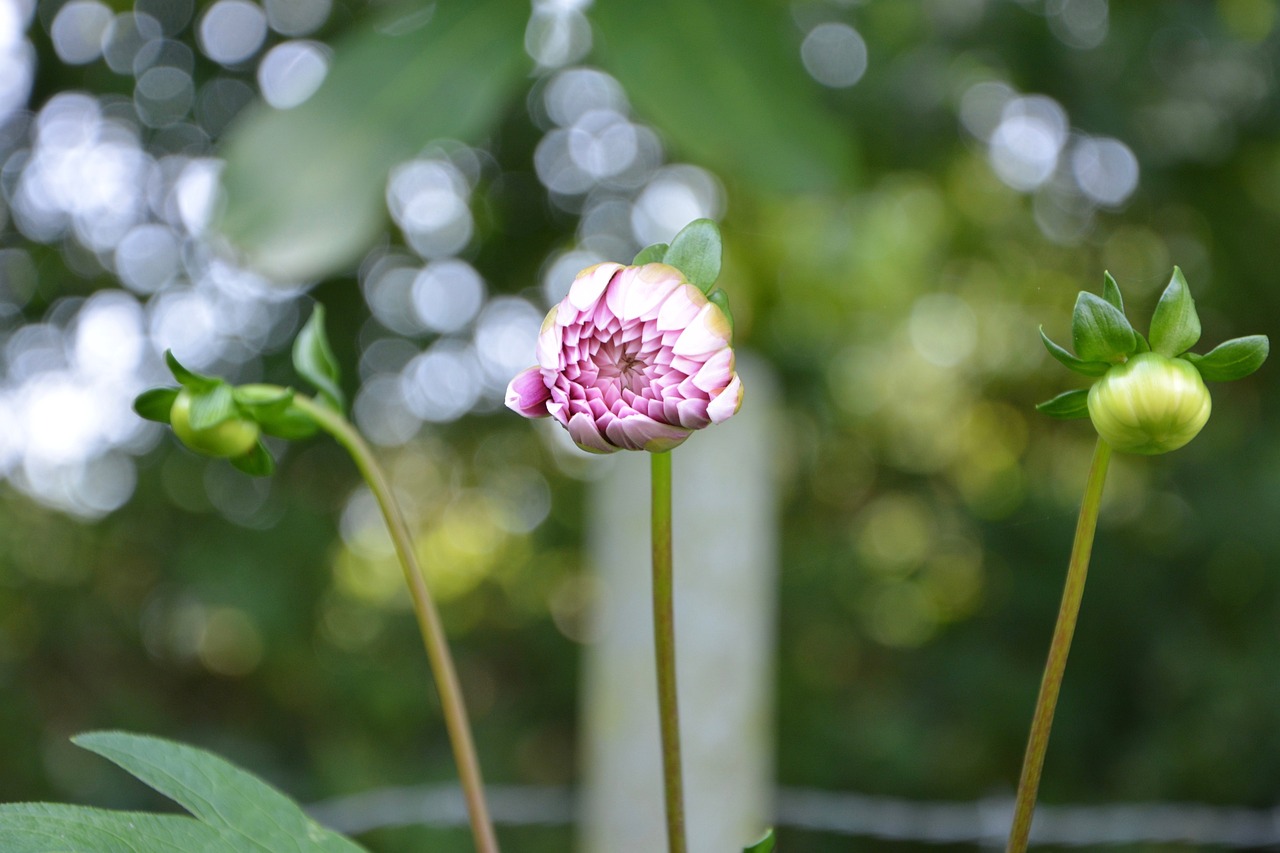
[
  {"x1": 690, "y1": 347, "x2": 735, "y2": 393},
  {"x1": 567, "y1": 263, "x2": 624, "y2": 312},
  {"x1": 567, "y1": 411, "x2": 617, "y2": 454},
  {"x1": 606, "y1": 264, "x2": 684, "y2": 321},
  {"x1": 672, "y1": 302, "x2": 733, "y2": 359},
  {"x1": 706, "y1": 374, "x2": 744, "y2": 424},
  {"x1": 604, "y1": 413, "x2": 692, "y2": 452},
  {"x1": 506, "y1": 366, "x2": 552, "y2": 418},
  {"x1": 656, "y1": 283, "x2": 706, "y2": 331}
]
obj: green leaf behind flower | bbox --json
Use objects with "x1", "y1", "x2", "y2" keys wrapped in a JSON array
[
  {"x1": 744, "y1": 828, "x2": 777, "y2": 852},
  {"x1": 664, "y1": 219, "x2": 722, "y2": 293},
  {"x1": 1101, "y1": 271, "x2": 1124, "y2": 314},
  {"x1": 633, "y1": 243, "x2": 669, "y2": 265},
  {"x1": 1036, "y1": 388, "x2": 1091, "y2": 419},
  {"x1": 165, "y1": 351, "x2": 220, "y2": 393},
  {"x1": 1149, "y1": 267, "x2": 1201, "y2": 357},
  {"x1": 133, "y1": 388, "x2": 179, "y2": 424},
  {"x1": 293, "y1": 306, "x2": 345, "y2": 412},
  {"x1": 1039, "y1": 327, "x2": 1110, "y2": 377},
  {"x1": 1072, "y1": 291, "x2": 1137, "y2": 363},
  {"x1": 1184, "y1": 334, "x2": 1270, "y2": 381},
  {"x1": 231, "y1": 443, "x2": 277, "y2": 477}
]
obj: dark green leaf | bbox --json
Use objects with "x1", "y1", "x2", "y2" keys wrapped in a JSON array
[
  {"x1": 230, "y1": 443, "x2": 276, "y2": 477},
  {"x1": 708, "y1": 288, "x2": 735, "y2": 336},
  {"x1": 1148, "y1": 266, "x2": 1201, "y2": 357},
  {"x1": 744, "y1": 828, "x2": 776, "y2": 853},
  {"x1": 664, "y1": 219, "x2": 722, "y2": 293},
  {"x1": 1183, "y1": 334, "x2": 1270, "y2": 381},
  {"x1": 1039, "y1": 327, "x2": 1110, "y2": 377},
  {"x1": 257, "y1": 404, "x2": 321, "y2": 441},
  {"x1": 1101, "y1": 271, "x2": 1124, "y2": 313},
  {"x1": 187, "y1": 384, "x2": 238, "y2": 431},
  {"x1": 133, "y1": 388, "x2": 179, "y2": 424},
  {"x1": 0, "y1": 803, "x2": 225, "y2": 852},
  {"x1": 632, "y1": 243, "x2": 669, "y2": 265},
  {"x1": 215, "y1": 0, "x2": 529, "y2": 281},
  {"x1": 165, "y1": 351, "x2": 219, "y2": 392},
  {"x1": 293, "y1": 305, "x2": 345, "y2": 412},
  {"x1": 1072, "y1": 291, "x2": 1137, "y2": 362},
  {"x1": 592, "y1": 0, "x2": 854, "y2": 193},
  {"x1": 1035, "y1": 388, "x2": 1092, "y2": 419}
]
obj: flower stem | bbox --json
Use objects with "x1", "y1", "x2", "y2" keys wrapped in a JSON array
[
  {"x1": 1006, "y1": 437, "x2": 1112, "y2": 853},
  {"x1": 650, "y1": 450, "x2": 687, "y2": 853},
  {"x1": 293, "y1": 396, "x2": 500, "y2": 853}
]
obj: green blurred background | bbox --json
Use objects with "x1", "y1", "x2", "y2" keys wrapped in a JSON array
[{"x1": 1, "y1": 0, "x2": 1278, "y2": 850}]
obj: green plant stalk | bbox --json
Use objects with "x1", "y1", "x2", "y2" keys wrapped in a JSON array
[
  {"x1": 650, "y1": 450, "x2": 687, "y2": 853},
  {"x1": 293, "y1": 396, "x2": 500, "y2": 853},
  {"x1": 1006, "y1": 437, "x2": 1112, "y2": 853}
]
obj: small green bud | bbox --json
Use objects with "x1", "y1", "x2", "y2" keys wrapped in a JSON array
[
  {"x1": 1087, "y1": 352, "x2": 1211, "y2": 455},
  {"x1": 170, "y1": 389, "x2": 261, "y2": 459}
]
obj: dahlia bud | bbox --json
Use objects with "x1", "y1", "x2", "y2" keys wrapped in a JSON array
[
  {"x1": 1086, "y1": 353, "x2": 1210, "y2": 455},
  {"x1": 169, "y1": 388, "x2": 262, "y2": 459},
  {"x1": 1037, "y1": 268, "x2": 1267, "y2": 455}
]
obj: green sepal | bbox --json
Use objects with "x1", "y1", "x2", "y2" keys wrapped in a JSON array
[
  {"x1": 257, "y1": 403, "x2": 320, "y2": 440},
  {"x1": 1148, "y1": 266, "x2": 1201, "y2": 357},
  {"x1": 230, "y1": 442, "x2": 276, "y2": 477},
  {"x1": 165, "y1": 351, "x2": 220, "y2": 392},
  {"x1": 187, "y1": 384, "x2": 239, "y2": 431},
  {"x1": 1183, "y1": 334, "x2": 1270, "y2": 381},
  {"x1": 708, "y1": 287, "x2": 735, "y2": 336},
  {"x1": 1039, "y1": 327, "x2": 1109, "y2": 377},
  {"x1": 1072, "y1": 291, "x2": 1137, "y2": 363},
  {"x1": 1132, "y1": 331, "x2": 1151, "y2": 354},
  {"x1": 293, "y1": 305, "x2": 345, "y2": 412},
  {"x1": 664, "y1": 218, "x2": 722, "y2": 294},
  {"x1": 632, "y1": 243, "x2": 669, "y2": 265},
  {"x1": 744, "y1": 828, "x2": 776, "y2": 853},
  {"x1": 1101, "y1": 271, "x2": 1124, "y2": 313},
  {"x1": 1036, "y1": 388, "x2": 1091, "y2": 419},
  {"x1": 133, "y1": 387, "x2": 179, "y2": 424}
]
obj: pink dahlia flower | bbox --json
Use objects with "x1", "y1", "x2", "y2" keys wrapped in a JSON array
[{"x1": 506, "y1": 262, "x2": 744, "y2": 453}]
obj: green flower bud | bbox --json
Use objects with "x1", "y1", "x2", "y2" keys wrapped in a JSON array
[
  {"x1": 1086, "y1": 352, "x2": 1211, "y2": 455},
  {"x1": 169, "y1": 389, "x2": 261, "y2": 459}
]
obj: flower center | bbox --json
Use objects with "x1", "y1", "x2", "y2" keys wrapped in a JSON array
[{"x1": 597, "y1": 337, "x2": 648, "y2": 393}]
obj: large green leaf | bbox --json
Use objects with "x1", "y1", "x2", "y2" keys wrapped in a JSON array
[
  {"x1": 663, "y1": 218, "x2": 722, "y2": 293},
  {"x1": 1184, "y1": 334, "x2": 1270, "y2": 381},
  {"x1": 1071, "y1": 291, "x2": 1136, "y2": 363},
  {"x1": 1148, "y1": 267, "x2": 1201, "y2": 357},
  {"x1": 0, "y1": 732, "x2": 366, "y2": 853},
  {"x1": 215, "y1": 0, "x2": 528, "y2": 282},
  {"x1": 592, "y1": 0, "x2": 854, "y2": 192}
]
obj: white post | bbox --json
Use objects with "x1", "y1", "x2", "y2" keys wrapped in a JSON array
[{"x1": 580, "y1": 356, "x2": 778, "y2": 853}]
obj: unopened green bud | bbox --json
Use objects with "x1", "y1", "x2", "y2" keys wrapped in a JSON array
[
  {"x1": 1087, "y1": 352, "x2": 1211, "y2": 455},
  {"x1": 170, "y1": 389, "x2": 261, "y2": 458}
]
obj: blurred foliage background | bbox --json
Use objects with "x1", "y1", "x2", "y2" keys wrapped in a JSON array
[{"x1": 1, "y1": 0, "x2": 1279, "y2": 850}]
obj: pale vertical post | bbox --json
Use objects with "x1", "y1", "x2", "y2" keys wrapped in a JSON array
[{"x1": 580, "y1": 357, "x2": 778, "y2": 853}]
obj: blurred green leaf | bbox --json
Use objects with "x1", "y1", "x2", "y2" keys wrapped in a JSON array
[
  {"x1": 744, "y1": 828, "x2": 776, "y2": 852},
  {"x1": 215, "y1": 0, "x2": 529, "y2": 282},
  {"x1": 1184, "y1": 334, "x2": 1270, "y2": 381},
  {"x1": 1072, "y1": 292, "x2": 1136, "y2": 363},
  {"x1": 188, "y1": 384, "x2": 239, "y2": 431},
  {"x1": 293, "y1": 305, "x2": 345, "y2": 412},
  {"x1": 165, "y1": 351, "x2": 219, "y2": 392},
  {"x1": 133, "y1": 387, "x2": 179, "y2": 424},
  {"x1": 633, "y1": 243, "x2": 670, "y2": 265},
  {"x1": 664, "y1": 218, "x2": 722, "y2": 293},
  {"x1": 1149, "y1": 267, "x2": 1201, "y2": 357},
  {"x1": 1036, "y1": 388, "x2": 1091, "y2": 419},
  {"x1": 592, "y1": 0, "x2": 854, "y2": 192},
  {"x1": 0, "y1": 732, "x2": 366, "y2": 852},
  {"x1": 231, "y1": 442, "x2": 277, "y2": 477},
  {"x1": 708, "y1": 287, "x2": 735, "y2": 334},
  {"x1": 1101, "y1": 271, "x2": 1124, "y2": 313},
  {"x1": 1039, "y1": 327, "x2": 1110, "y2": 377}
]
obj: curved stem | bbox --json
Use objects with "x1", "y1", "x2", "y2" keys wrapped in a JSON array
[
  {"x1": 1006, "y1": 437, "x2": 1112, "y2": 853},
  {"x1": 650, "y1": 450, "x2": 687, "y2": 853},
  {"x1": 293, "y1": 396, "x2": 500, "y2": 853}
]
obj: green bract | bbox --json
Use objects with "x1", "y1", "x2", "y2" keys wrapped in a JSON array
[{"x1": 1038, "y1": 268, "x2": 1268, "y2": 454}]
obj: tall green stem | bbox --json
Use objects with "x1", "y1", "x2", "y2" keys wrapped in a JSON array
[
  {"x1": 293, "y1": 396, "x2": 500, "y2": 853},
  {"x1": 650, "y1": 450, "x2": 687, "y2": 853},
  {"x1": 1006, "y1": 437, "x2": 1112, "y2": 852}
]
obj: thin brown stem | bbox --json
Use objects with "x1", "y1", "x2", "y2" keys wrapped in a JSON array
[
  {"x1": 294, "y1": 396, "x2": 499, "y2": 853},
  {"x1": 1006, "y1": 437, "x2": 1112, "y2": 852}
]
